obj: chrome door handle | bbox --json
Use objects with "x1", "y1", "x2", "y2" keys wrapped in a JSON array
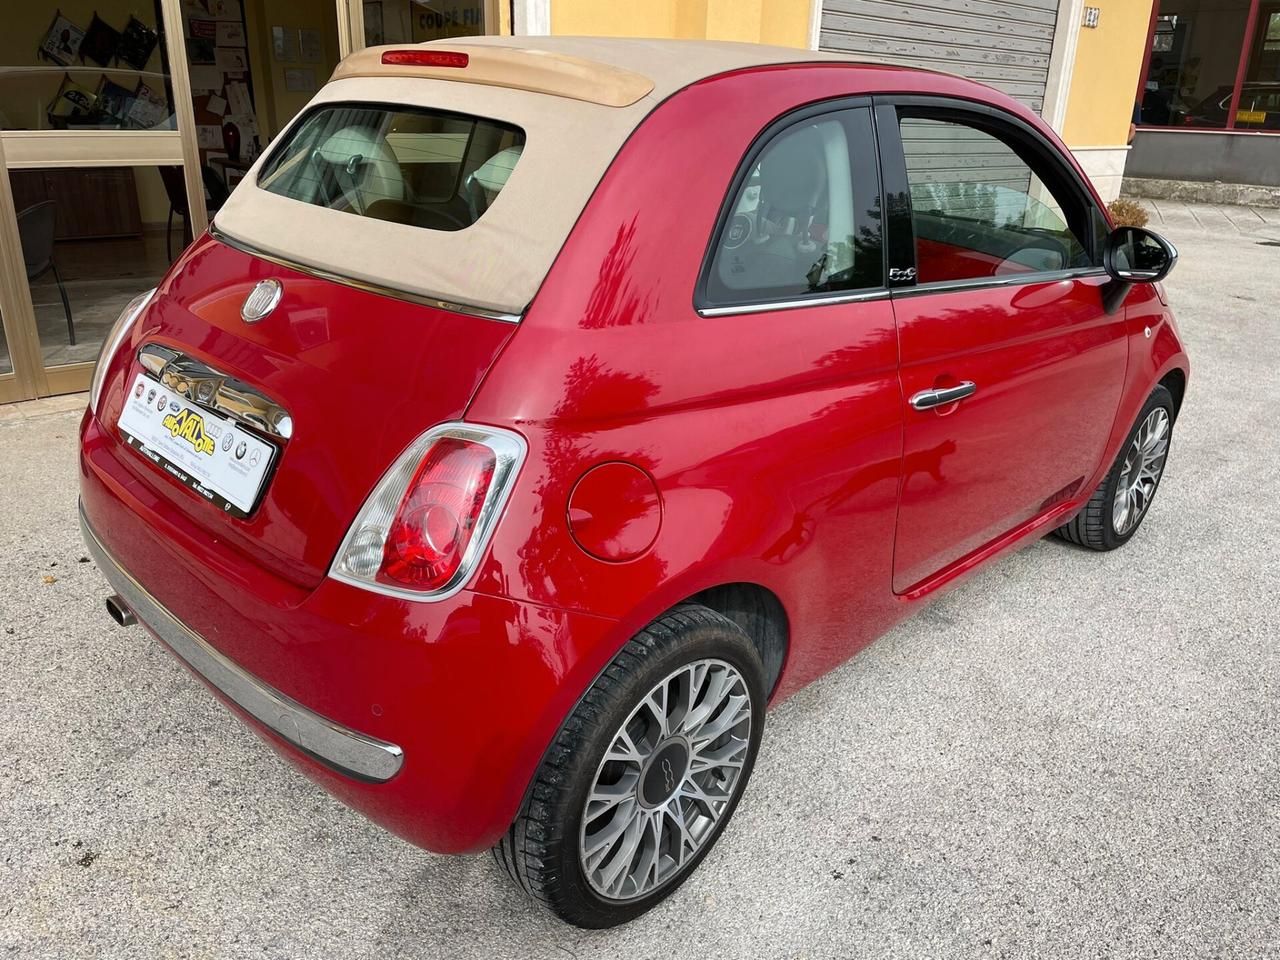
[{"x1": 910, "y1": 381, "x2": 977, "y2": 410}]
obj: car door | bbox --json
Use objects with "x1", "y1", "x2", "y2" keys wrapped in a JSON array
[{"x1": 875, "y1": 100, "x2": 1127, "y2": 594}]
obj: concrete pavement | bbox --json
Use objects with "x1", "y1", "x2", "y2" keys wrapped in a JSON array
[{"x1": 1, "y1": 203, "x2": 1278, "y2": 958}]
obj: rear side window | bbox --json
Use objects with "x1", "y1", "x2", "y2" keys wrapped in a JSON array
[
  {"x1": 257, "y1": 103, "x2": 525, "y2": 233},
  {"x1": 704, "y1": 107, "x2": 883, "y2": 306}
]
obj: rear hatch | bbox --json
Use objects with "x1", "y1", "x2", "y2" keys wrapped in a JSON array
[
  {"x1": 98, "y1": 234, "x2": 516, "y2": 589},
  {"x1": 95, "y1": 63, "x2": 655, "y2": 590}
]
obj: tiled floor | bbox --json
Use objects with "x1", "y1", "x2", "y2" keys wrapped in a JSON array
[{"x1": 0, "y1": 392, "x2": 87, "y2": 423}]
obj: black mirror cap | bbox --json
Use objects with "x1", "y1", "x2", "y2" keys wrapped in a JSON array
[{"x1": 1103, "y1": 226, "x2": 1178, "y2": 284}]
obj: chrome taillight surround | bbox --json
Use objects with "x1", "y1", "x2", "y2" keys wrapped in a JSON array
[
  {"x1": 89, "y1": 288, "x2": 155, "y2": 416},
  {"x1": 329, "y1": 422, "x2": 527, "y2": 602}
]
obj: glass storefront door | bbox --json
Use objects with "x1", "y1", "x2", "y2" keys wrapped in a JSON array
[
  {"x1": 0, "y1": 0, "x2": 201, "y2": 402},
  {"x1": 0, "y1": 0, "x2": 499, "y2": 404},
  {"x1": 10, "y1": 164, "x2": 181, "y2": 366}
]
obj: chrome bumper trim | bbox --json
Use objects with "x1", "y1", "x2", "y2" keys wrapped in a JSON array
[{"x1": 80, "y1": 504, "x2": 404, "y2": 783}]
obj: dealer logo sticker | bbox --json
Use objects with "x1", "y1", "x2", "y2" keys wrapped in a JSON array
[
  {"x1": 161, "y1": 408, "x2": 216, "y2": 456},
  {"x1": 241, "y1": 278, "x2": 283, "y2": 323}
]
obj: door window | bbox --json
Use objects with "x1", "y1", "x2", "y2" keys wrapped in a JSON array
[
  {"x1": 704, "y1": 107, "x2": 882, "y2": 306},
  {"x1": 898, "y1": 116, "x2": 1092, "y2": 284}
]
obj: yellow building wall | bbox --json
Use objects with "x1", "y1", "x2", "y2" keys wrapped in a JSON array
[
  {"x1": 1062, "y1": 0, "x2": 1155, "y2": 147},
  {"x1": 551, "y1": 0, "x2": 811, "y2": 48}
]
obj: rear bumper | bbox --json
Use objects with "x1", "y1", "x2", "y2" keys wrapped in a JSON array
[
  {"x1": 81, "y1": 503, "x2": 404, "y2": 783},
  {"x1": 79, "y1": 409, "x2": 622, "y2": 854}
]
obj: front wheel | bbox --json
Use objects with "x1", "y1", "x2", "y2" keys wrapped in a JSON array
[
  {"x1": 1056, "y1": 384, "x2": 1175, "y2": 550},
  {"x1": 494, "y1": 604, "x2": 766, "y2": 928}
]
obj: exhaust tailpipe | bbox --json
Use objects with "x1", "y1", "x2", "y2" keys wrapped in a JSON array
[{"x1": 105, "y1": 595, "x2": 137, "y2": 627}]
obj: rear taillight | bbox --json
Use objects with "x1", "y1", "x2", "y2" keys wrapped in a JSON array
[
  {"x1": 380, "y1": 50, "x2": 469, "y2": 68},
  {"x1": 330, "y1": 423, "x2": 526, "y2": 601}
]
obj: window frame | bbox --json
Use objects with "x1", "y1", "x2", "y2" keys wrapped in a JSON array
[
  {"x1": 694, "y1": 96, "x2": 887, "y2": 316},
  {"x1": 873, "y1": 96, "x2": 1110, "y2": 298}
]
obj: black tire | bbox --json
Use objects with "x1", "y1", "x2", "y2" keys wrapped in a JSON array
[
  {"x1": 493, "y1": 603, "x2": 767, "y2": 929},
  {"x1": 1055, "y1": 384, "x2": 1175, "y2": 551}
]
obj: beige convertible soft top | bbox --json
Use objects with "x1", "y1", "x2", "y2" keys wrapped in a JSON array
[{"x1": 212, "y1": 37, "x2": 854, "y2": 317}]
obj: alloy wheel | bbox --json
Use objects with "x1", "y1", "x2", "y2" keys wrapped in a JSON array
[
  {"x1": 1112, "y1": 406, "x2": 1170, "y2": 536},
  {"x1": 579, "y1": 658, "x2": 753, "y2": 902}
]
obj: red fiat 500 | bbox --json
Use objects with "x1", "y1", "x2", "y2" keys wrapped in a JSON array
[{"x1": 80, "y1": 37, "x2": 1188, "y2": 928}]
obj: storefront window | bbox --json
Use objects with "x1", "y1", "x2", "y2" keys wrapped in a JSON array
[
  {"x1": 1139, "y1": 0, "x2": 1280, "y2": 131},
  {"x1": 9, "y1": 165, "x2": 177, "y2": 368},
  {"x1": 361, "y1": 0, "x2": 487, "y2": 45},
  {"x1": 1139, "y1": 0, "x2": 1253, "y2": 128},
  {"x1": 1239, "y1": 7, "x2": 1280, "y2": 130},
  {"x1": 0, "y1": 3, "x2": 174, "y2": 132}
]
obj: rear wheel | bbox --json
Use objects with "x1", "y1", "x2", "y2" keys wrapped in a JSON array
[
  {"x1": 1056, "y1": 384, "x2": 1174, "y2": 550},
  {"x1": 494, "y1": 604, "x2": 766, "y2": 928}
]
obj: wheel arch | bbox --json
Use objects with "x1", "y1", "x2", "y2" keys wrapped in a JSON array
[
  {"x1": 1159, "y1": 366, "x2": 1187, "y2": 423},
  {"x1": 685, "y1": 581, "x2": 790, "y2": 698}
]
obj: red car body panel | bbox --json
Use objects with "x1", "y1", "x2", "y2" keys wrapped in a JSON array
[
  {"x1": 890, "y1": 275, "x2": 1127, "y2": 591},
  {"x1": 80, "y1": 416, "x2": 619, "y2": 853},
  {"x1": 91, "y1": 235, "x2": 516, "y2": 589},
  {"x1": 79, "y1": 61, "x2": 1189, "y2": 854}
]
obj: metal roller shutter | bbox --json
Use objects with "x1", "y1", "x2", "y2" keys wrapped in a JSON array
[{"x1": 818, "y1": 0, "x2": 1061, "y2": 113}]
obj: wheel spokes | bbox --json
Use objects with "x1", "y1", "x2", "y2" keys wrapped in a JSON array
[
  {"x1": 1113, "y1": 407, "x2": 1171, "y2": 536},
  {"x1": 605, "y1": 727, "x2": 646, "y2": 765},
  {"x1": 580, "y1": 657, "x2": 753, "y2": 902}
]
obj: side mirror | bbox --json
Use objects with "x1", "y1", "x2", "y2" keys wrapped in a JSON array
[{"x1": 1103, "y1": 226, "x2": 1178, "y2": 284}]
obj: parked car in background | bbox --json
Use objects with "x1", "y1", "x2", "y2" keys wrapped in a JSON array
[
  {"x1": 1177, "y1": 82, "x2": 1280, "y2": 129},
  {"x1": 79, "y1": 37, "x2": 1189, "y2": 928}
]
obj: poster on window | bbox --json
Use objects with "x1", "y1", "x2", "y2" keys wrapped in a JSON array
[
  {"x1": 80, "y1": 14, "x2": 121, "y2": 68},
  {"x1": 216, "y1": 21, "x2": 245, "y2": 46},
  {"x1": 283, "y1": 69, "x2": 316, "y2": 92},
  {"x1": 215, "y1": 47, "x2": 248, "y2": 71},
  {"x1": 186, "y1": 37, "x2": 216, "y2": 64},
  {"x1": 127, "y1": 81, "x2": 170, "y2": 129},
  {"x1": 208, "y1": 0, "x2": 243, "y2": 22},
  {"x1": 299, "y1": 28, "x2": 324, "y2": 63},
  {"x1": 46, "y1": 73, "x2": 96, "y2": 121},
  {"x1": 39, "y1": 12, "x2": 86, "y2": 66},
  {"x1": 95, "y1": 77, "x2": 136, "y2": 124},
  {"x1": 271, "y1": 25, "x2": 299, "y2": 61},
  {"x1": 412, "y1": 0, "x2": 485, "y2": 41},
  {"x1": 117, "y1": 17, "x2": 159, "y2": 71},
  {"x1": 225, "y1": 80, "x2": 252, "y2": 117},
  {"x1": 188, "y1": 18, "x2": 217, "y2": 39}
]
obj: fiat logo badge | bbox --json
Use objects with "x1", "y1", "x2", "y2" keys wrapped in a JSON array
[{"x1": 241, "y1": 279, "x2": 282, "y2": 323}]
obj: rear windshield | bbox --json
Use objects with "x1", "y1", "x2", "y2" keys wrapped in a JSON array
[{"x1": 256, "y1": 103, "x2": 524, "y2": 232}]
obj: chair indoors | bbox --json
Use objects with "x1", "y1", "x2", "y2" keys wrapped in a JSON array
[
  {"x1": 17, "y1": 200, "x2": 75, "y2": 346},
  {"x1": 159, "y1": 165, "x2": 230, "y2": 260}
]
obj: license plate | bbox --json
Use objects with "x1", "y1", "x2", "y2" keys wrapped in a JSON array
[
  {"x1": 1236, "y1": 109, "x2": 1267, "y2": 124},
  {"x1": 117, "y1": 372, "x2": 277, "y2": 518}
]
